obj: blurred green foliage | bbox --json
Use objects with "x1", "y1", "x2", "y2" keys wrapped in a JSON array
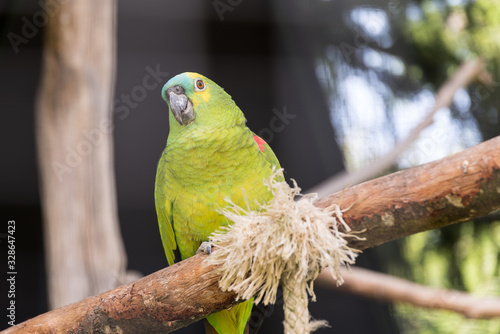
[
  {"x1": 407, "y1": 0, "x2": 500, "y2": 79},
  {"x1": 406, "y1": 0, "x2": 500, "y2": 139},
  {"x1": 313, "y1": 0, "x2": 500, "y2": 332},
  {"x1": 398, "y1": 7, "x2": 500, "y2": 334},
  {"x1": 389, "y1": 220, "x2": 500, "y2": 334}
]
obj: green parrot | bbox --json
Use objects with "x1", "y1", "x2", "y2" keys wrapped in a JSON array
[{"x1": 155, "y1": 72, "x2": 281, "y2": 334}]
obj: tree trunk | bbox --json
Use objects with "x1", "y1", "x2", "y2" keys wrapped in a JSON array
[{"x1": 35, "y1": 0, "x2": 126, "y2": 309}]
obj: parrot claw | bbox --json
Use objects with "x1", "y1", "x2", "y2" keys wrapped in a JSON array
[{"x1": 196, "y1": 242, "x2": 212, "y2": 256}]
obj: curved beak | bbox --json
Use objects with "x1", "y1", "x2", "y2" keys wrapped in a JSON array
[{"x1": 165, "y1": 85, "x2": 195, "y2": 126}]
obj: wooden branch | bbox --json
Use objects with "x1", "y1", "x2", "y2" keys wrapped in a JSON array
[
  {"x1": 316, "y1": 267, "x2": 500, "y2": 319},
  {"x1": 5, "y1": 135, "x2": 500, "y2": 333},
  {"x1": 310, "y1": 58, "x2": 487, "y2": 197},
  {"x1": 3, "y1": 256, "x2": 233, "y2": 334},
  {"x1": 314, "y1": 134, "x2": 500, "y2": 250},
  {"x1": 35, "y1": 0, "x2": 127, "y2": 308}
]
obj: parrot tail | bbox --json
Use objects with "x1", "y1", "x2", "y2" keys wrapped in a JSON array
[{"x1": 205, "y1": 300, "x2": 253, "y2": 334}]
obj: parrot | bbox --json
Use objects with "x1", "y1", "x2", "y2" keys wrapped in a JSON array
[{"x1": 155, "y1": 72, "x2": 281, "y2": 334}]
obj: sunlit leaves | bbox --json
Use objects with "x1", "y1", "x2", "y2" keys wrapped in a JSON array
[{"x1": 391, "y1": 220, "x2": 500, "y2": 334}]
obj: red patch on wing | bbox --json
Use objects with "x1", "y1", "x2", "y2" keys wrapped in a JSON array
[{"x1": 253, "y1": 135, "x2": 266, "y2": 152}]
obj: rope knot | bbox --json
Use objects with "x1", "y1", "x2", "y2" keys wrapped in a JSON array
[{"x1": 207, "y1": 168, "x2": 360, "y2": 333}]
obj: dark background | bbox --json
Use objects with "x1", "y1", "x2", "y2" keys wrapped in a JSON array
[{"x1": 0, "y1": 0, "x2": 441, "y2": 332}]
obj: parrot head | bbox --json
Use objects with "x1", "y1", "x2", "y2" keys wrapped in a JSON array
[{"x1": 161, "y1": 72, "x2": 245, "y2": 129}]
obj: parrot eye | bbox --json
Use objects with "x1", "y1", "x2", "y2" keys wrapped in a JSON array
[{"x1": 194, "y1": 78, "x2": 206, "y2": 91}]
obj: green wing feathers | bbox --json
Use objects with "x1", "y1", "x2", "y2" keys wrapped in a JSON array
[{"x1": 155, "y1": 153, "x2": 177, "y2": 266}]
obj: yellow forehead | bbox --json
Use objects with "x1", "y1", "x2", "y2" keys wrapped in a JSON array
[{"x1": 186, "y1": 72, "x2": 201, "y2": 79}]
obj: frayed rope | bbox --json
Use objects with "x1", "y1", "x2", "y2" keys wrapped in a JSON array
[{"x1": 206, "y1": 168, "x2": 361, "y2": 334}]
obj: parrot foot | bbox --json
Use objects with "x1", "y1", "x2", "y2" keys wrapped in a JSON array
[{"x1": 196, "y1": 242, "x2": 212, "y2": 256}]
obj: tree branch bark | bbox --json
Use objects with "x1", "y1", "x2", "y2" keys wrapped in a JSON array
[
  {"x1": 317, "y1": 267, "x2": 500, "y2": 319},
  {"x1": 5, "y1": 135, "x2": 500, "y2": 333},
  {"x1": 314, "y1": 134, "x2": 500, "y2": 250},
  {"x1": 4, "y1": 256, "x2": 235, "y2": 334}
]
